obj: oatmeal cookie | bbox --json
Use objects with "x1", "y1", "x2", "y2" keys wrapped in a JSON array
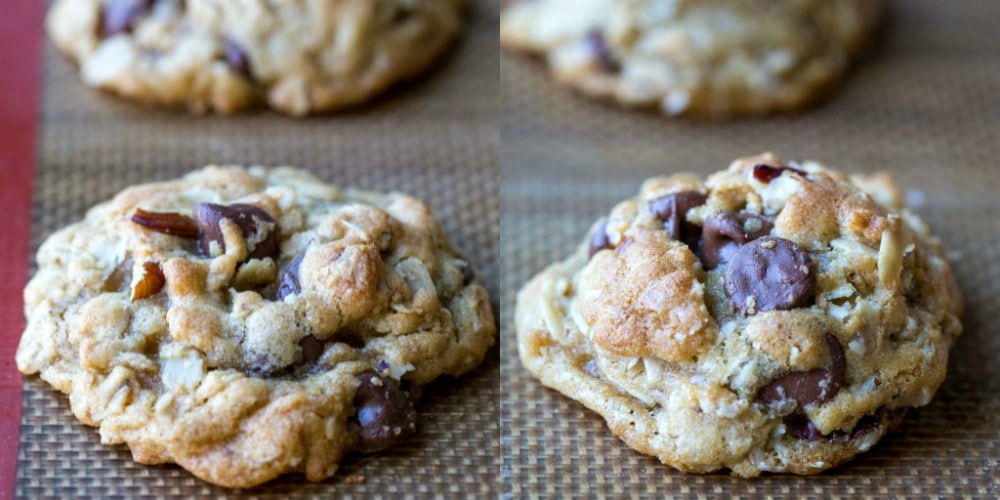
[
  {"x1": 47, "y1": 0, "x2": 464, "y2": 115},
  {"x1": 515, "y1": 153, "x2": 961, "y2": 476},
  {"x1": 500, "y1": 0, "x2": 881, "y2": 116},
  {"x1": 16, "y1": 166, "x2": 495, "y2": 487}
]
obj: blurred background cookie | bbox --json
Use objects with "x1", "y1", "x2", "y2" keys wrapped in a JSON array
[
  {"x1": 501, "y1": 0, "x2": 881, "y2": 116},
  {"x1": 48, "y1": 0, "x2": 464, "y2": 115},
  {"x1": 515, "y1": 153, "x2": 961, "y2": 476}
]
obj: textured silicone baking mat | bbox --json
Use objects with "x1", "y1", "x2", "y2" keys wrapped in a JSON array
[
  {"x1": 500, "y1": 0, "x2": 999, "y2": 497},
  {"x1": 15, "y1": 1, "x2": 499, "y2": 497}
]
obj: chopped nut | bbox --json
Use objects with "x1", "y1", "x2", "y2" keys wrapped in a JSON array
[
  {"x1": 231, "y1": 257, "x2": 278, "y2": 290},
  {"x1": 131, "y1": 261, "x2": 165, "y2": 301},
  {"x1": 131, "y1": 208, "x2": 200, "y2": 239},
  {"x1": 877, "y1": 215, "x2": 904, "y2": 289}
]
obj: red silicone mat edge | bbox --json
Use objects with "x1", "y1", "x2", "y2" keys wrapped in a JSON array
[{"x1": 0, "y1": 1, "x2": 44, "y2": 498}]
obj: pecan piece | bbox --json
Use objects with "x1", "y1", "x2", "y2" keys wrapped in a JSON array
[
  {"x1": 131, "y1": 261, "x2": 165, "y2": 301},
  {"x1": 131, "y1": 208, "x2": 200, "y2": 239}
]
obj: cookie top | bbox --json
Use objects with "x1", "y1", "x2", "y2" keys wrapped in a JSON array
[
  {"x1": 47, "y1": 0, "x2": 464, "y2": 115},
  {"x1": 16, "y1": 166, "x2": 495, "y2": 487},
  {"x1": 515, "y1": 153, "x2": 962, "y2": 476},
  {"x1": 501, "y1": 0, "x2": 880, "y2": 116}
]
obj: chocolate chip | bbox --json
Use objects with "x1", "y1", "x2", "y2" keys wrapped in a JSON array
[
  {"x1": 700, "y1": 212, "x2": 748, "y2": 270},
  {"x1": 352, "y1": 372, "x2": 418, "y2": 452},
  {"x1": 700, "y1": 211, "x2": 774, "y2": 269},
  {"x1": 334, "y1": 331, "x2": 366, "y2": 349},
  {"x1": 848, "y1": 412, "x2": 881, "y2": 439},
  {"x1": 192, "y1": 203, "x2": 278, "y2": 260},
  {"x1": 224, "y1": 41, "x2": 253, "y2": 80},
  {"x1": 275, "y1": 253, "x2": 304, "y2": 300},
  {"x1": 758, "y1": 334, "x2": 845, "y2": 409},
  {"x1": 787, "y1": 406, "x2": 899, "y2": 442},
  {"x1": 588, "y1": 219, "x2": 612, "y2": 258},
  {"x1": 825, "y1": 333, "x2": 846, "y2": 392},
  {"x1": 649, "y1": 191, "x2": 706, "y2": 249},
  {"x1": 846, "y1": 407, "x2": 907, "y2": 438},
  {"x1": 584, "y1": 31, "x2": 620, "y2": 73},
  {"x1": 101, "y1": 0, "x2": 153, "y2": 36},
  {"x1": 724, "y1": 236, "x2": 815, "y2": 314},
  {"x1": 131, "y1": 208, "x2": 200, "y2": 239},
  {"x1": 298, "y1": 335, "x2": 324, "y2": 365},
  {"x1": 785, "y1": 414, "x2": 827, "y2": 440},
  {"x1": 752, "y1": 164, "x2": 809, "y2": 184},
  {"x1": 786, "y1": 413, "x2": 851, "y2": 441}
]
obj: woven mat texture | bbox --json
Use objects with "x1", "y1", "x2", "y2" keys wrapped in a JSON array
[
  {"x1": 16, "y1": 1, "x2": 499, "y2": 497},
  {"x1": 501, "y1": 0, "x2": 999, "y2": 497}
]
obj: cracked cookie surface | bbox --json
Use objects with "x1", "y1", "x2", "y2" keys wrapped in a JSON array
[
  {"x1": 48, "y1": 0, "x2": 464, "y2": 115},
  {"x1": 515, "y1": 153, "x2": 961, "y2": 476},
  {"x1": 501, "y1": 0, "x2": 881, "y2": 116},
  {"x1": 17, "y1": 166, "x2": 495, "y2": 487}
]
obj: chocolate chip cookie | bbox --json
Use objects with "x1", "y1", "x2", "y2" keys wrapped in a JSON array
[
  {"x1": 515, "y1": 153, "x2": 962, "y2": 476},
  {"x1": 501, "y1": 0, "x2": 881, "y2": 116},
  {"x1": 16, "y1": 166, "x2": 495, "y2": 487},
  {"x1": 47, "y1": 0, "x2": 464, "y2": 115}
]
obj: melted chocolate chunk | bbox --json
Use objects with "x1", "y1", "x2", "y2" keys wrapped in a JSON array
[
  {"x1": 846, "y1": 412, "x2": 882, "y2": 439},
  {"x1": 224, "y1": 41, "x2": 253, "y2": 80},
  {"x1": 298, "y1": 335, "x2": 324, "y2": 365},
  {"x1": 352, "y1": 372, "x2": 418, "y2": 452},
  {"x1": 648, "y1": 191, "x2": 706, "y2": 249},
  {"x1": 700, "y1": 212, "x2": 747, "y2": 269},
  {"x1": 787, "y1": 406, "x2": 904, "y2": 442},
  {"x1": 724, "y1": 236, "x2": 815, "y2": 314},
  {"x1": 101, "y1": 0, "x2": 153, "y2": 36},
  {"x1": 785, "y1": 414, "x2": 827, "y2": 440},
  {"x1": 758, "y1": 334, "x2": 845, "y2": 409},
  {"x1": 588, "y1": 219, "x2": 613, "y2": 258},
  {"x1": 584, "y1": 30, "x2": 620, "y2": 73},
  {"x1": 700, "y1": 211, "x2": 774, "y2": 269},
  {"x1": 192, "y1": 203, "x2": 278, "y2": 260},
  {"x1": 752, "y1": 164, "x2": 809, "y2": 184},
  {"x1": 275, "y1": 253, "x2": 304, "y2": 300}
]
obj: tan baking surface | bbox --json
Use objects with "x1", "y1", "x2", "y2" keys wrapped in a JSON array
[
  {"x1": 16, "y1": 1, "x2": 498, "y2": 497},
  {"x1": 501, "y1": 0, "x2": 999, "y2": 497}
]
